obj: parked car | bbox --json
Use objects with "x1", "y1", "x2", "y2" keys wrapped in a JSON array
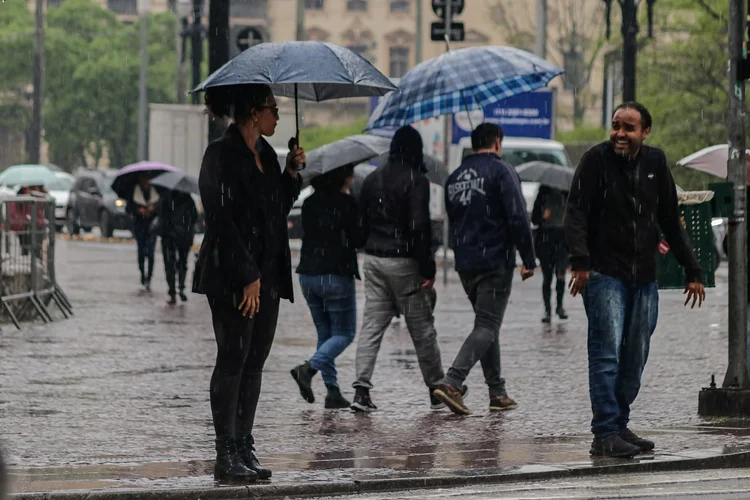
[
  {"x1": 47, "y1": 172, "x2": 74, "y2": 232},
  {"x1": 67, "y1": 170, "x2": 132, "y2": 237}
]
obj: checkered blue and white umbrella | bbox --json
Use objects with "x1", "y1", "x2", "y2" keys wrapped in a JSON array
[{"x1": 364, "y1": 46, "x2": 563, "y2": 131}]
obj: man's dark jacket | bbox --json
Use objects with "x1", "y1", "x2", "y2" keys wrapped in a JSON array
[
  {"x1": 359, "y1": 160, "x2": 435, "y2": 280},
  {"x1": 193, "y1": 124, "x2": 302, "y2": 303},
  {"x1": 564, "y1": 141, "x2": 702, "y2": 284},
  {"x1": 445, "y1": 152, "x2": 536, "y2": 273}
]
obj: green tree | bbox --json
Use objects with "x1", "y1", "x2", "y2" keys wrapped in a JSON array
[{"x1": 0, "y1": 2, "x2": 34, "y2": 135}]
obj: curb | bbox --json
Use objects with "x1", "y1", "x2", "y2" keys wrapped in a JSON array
[
  {"x1": 11, "y1": 449, "x2": 750, "y2": 500},
  {"x1": 56, "y1": 234, "x2": 202, "y2": 252}
]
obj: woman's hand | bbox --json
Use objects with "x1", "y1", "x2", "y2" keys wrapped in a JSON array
[
  {"x1": 286, "y1": 144, "x2": 306, "y2": 173},
  {"x1": 239, "y1": 279, "x2": 261, "y2": 318}
]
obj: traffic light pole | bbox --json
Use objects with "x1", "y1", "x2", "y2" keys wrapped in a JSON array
[
  {"x1": 621, "y1": 0, "x2": 638, "y2": 101},
  {"x1": 208, "y1": 0, "x2": 230, "y2": 142}
]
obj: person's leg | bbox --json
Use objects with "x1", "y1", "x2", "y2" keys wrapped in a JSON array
[
  {"x1": 615, "y1": 281, "x2": 659, "y2": 449},
  {"x1": 309, "y1": 275, "x2": 357, "y2": 389},
  {"x1": 390, "y1": 259, "x2": 445, "y2": 392},
  {"x1": 134, "y1": 228, "x2": 147, "y2": 283},
  {"x1": 352, "y1": 257, "x2": 398, "y2": 393},
  {"x1": 177, "y1": 240, "x2": 191, "y2": 294},
  {"x1": 207, "y1": 296, "x2": 256, "y2": 481},
  {"x1": 540, "y1": 253, "x2": 554, "y2": 322},
  {"x1": 292, "y1": 274, "x2": 329, "y2": 404},
  {"x1": 146, "y1": 233, "x2": 157, "y2": 283},
  {"x1": 162, "y1": 237, "x2": 177, "y2": 299},
  {"x1": 554, "y1": 232, "x2": 569, "y2": 318},
  {"x1": 582, "y1": 272, "x2": 629, "y2": 438}
]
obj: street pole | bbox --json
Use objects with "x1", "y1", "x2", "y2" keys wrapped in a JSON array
[
  {"x1": 208, "y1": 0, "x2": 229, "y2": 142},
  {"x1": 296, "y1": 0, "x2": 305, "y2": 41},
  {"x1": 535, "y1": 0, "x2": 547, "y2": 59},
  {"x1": 30, "y1": 0, "x2": 45, "y2": 164},
  {"x1": 191, "y1": 0, "x2": 203, "y2": 106},
  {"x1": 441, "y1": 1, "x2": 452, "y2": 286},
  {"x1": 621, "y1": 0, "x2": 638, "y2": 101},
  {"x1": 415, "y1": 0, "x2": 423, "y2": 63},
  {"x1": 137, "y1": 0, "x2": 149, "y2": 162},
  {"x1": 723, "y1": 0, "x2": 749, "y2": 390}
]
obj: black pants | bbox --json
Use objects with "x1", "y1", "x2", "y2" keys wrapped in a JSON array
[
  {"x1": 162, "y1": 236, "x2": 192, "y2": 295},
  {"x1": 537, "y1": 228, "x2": 569, "y2": 312},
  {"x1": 134, "y1": 222, "x2": 156, "y2": 281},
  {"x1": 208, "y1": 267, "x2": 280, "y2": 439}
]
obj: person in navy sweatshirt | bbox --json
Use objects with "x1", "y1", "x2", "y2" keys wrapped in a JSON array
[{"x1": 433, "y1": 123, "x2": 536, "y2": 415}]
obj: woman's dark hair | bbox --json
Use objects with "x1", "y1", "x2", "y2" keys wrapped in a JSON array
[
  {"x1": 311, "y1": 164, "x2": 355, "y2": 193},
  {"x1": 204, "y1": 84, "x2": 274, "y2": 125}
]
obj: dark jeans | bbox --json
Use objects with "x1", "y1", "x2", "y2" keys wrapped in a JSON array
[
  {"x1": 442, "y1": 268, "x2": 513, "y2": 397},
  {"x1": 134, "y1": 223, "x2": 156, "y2": 281},
  {"x1": 207, "y1": 267, "x2": 280, "y2": 439},
  {"x1": 162, "y1": 236, "x2": 192, "y2": 295},
  {"x1": 299, "y1": 274, "x2": 357, "y2": 388},
  {"x1": 537, "y1": 227, "x2": 568, "y2": 311},
  {"x1": 582, "y1": 271, "x2": 659, "y2": 437}
]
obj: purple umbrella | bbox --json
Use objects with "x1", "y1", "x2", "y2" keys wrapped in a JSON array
[{"x1": 111, "y1": 161, "x2": 180, "y2": 199}]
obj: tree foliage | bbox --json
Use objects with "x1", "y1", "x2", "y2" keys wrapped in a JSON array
[{"x1": 0, "y1": 2, "x2": 34, "y2": 134}]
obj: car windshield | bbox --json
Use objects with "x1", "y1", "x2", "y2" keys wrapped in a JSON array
[{"x1": 47, "y1": 176, "x2": 73, "y2": 191}]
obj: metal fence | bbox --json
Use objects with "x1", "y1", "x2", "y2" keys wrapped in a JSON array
[{"x1": 0, "y1": 195, "x2": 72, "y2": 329}]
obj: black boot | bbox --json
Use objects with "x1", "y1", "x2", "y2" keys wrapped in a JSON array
[
  {"x1": 542, "y1": 281, "x2": 552, "y2": 323},
  {"x1": 179, "y1": 289, "x2": 188, "y2": 302},
  {"x1": 167, "y1": 293, "x2": 177, "y2": 305},
  {"x1": 290, "y1": 361, "x2": 317, "y2": 403},
  {"x1": 542, "y1": 308, "x2": 551, "y2": 323},
  {"x1": 236, "y1": 435, "x2": 272, "y2": 480},
  {"x1": 590, "y1": 434, "x2": 641, "y2": 458},
  {"x1": 556, "y1": 280, "x2": 568, "y2": 319},
  {"x1": 213, "y1": 436, "x2": 257, "y2": 483},
  {"x1": 325, "y1": 385, "x2": 351, "y2": 409}
]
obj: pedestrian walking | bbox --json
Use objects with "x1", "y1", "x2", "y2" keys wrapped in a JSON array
[
  {"x1": 192, "y1": 83, "x2": 304, "y2": 483},
  {"x1": 158, "y1": 191, "x2": 198, "y2": 304},
  {"x1": 432, "y1": 123, "x2": 536, "y2": 415},
  {"x1": 291, "y1": 164, "x2": 367, "y2": 410},
  {"x1": 565, "y1": 102, "x2": 705, "y2": 458},
  {"x1": 351, "y1": 125, "x2": 450, "y2": 412},
  {"x1": 531, "y1": 185, "x2": 569, "y2": 323},
  {"x1": 127, "y1": 174, "x2": 159, "y2": 290}
]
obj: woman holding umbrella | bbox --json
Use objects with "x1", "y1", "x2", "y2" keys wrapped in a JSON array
[
  {"x1": 127, "y1": 173, "x2": 160, "y2": 290},
  {"x1": 193, "y1": 83, "x2": 305, "y2": 483}
]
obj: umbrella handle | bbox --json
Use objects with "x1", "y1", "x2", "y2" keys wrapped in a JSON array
[{"x1": 290, "y1": 83, "x2": 306, "y2": 171}]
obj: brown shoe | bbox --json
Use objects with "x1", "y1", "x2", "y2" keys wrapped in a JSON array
[
  {"x1": 489, "y1": 395, "x2": 518, "y2": 411},
  {"x1": 432, "y1": 383, "x2": 472, "y2": 415}
]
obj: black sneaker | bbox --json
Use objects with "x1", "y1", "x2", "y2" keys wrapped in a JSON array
[
  {"x1": 430, "y1": 384, "x2": 468, "y2": 410},
  {"x1": 620, "y1": 428, "x2": 655, "y2": 451},
  {"x1": 590, "y1": 434, "x2": 641, "y2": 458},
  {"x1": 351, "y1": 389, "x2": 377, "y2": 412}
]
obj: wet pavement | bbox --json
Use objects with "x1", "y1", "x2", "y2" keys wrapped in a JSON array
[{"x1": 0, "y1": 239, "x2": 743, "y2": 494}]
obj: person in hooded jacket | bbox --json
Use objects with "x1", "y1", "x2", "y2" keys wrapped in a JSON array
[
  {"x1": 350, "y1": 125, "x2": 450, "y2": 413},
  {"x1": 159, "y1": 190, "x2": 198, "y2": 304},
  {"x1": 192, "y1": 83, "x2": 304, "y2": 483}
]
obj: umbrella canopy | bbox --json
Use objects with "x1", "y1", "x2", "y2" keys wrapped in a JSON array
[
  {"x1": 677, "y1": 144, "x2": 750, "y2": 183},
  {"x1": 150, "y1": 171, "x2": 200, "y2": 195},
  {"x1": 111, "y1": 161, "x2": 180, "y2": 199},
  {"x1": 515, "y1": 161, "x2": 575, "y2": 191},
  {"x1": 303, "y1": 134, "x2": 447, "y2": 186},
  {"x1": 192, "y1": 41, "x2": 397, "y2": 101},
  {"x1": 365, "y1": 46, "x2": 563, "y2": 131},
  {"x1": 0, "y1": 164, "x2": 59, "y2": 188}
]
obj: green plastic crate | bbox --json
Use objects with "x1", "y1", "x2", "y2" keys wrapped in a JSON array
[
  {"x1": 657, "y1": 201, "x2": 716, "y2": 289},
  {"x1": 708, "y1": 182, "x2": 734, "y2": 218}
]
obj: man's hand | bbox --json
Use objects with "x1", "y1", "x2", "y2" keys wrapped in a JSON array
[
  {"x1": 421, "y1": 279, "x2": 435, "y2": 290},
  {"x1": 569, "y1": 270, "x2": 590, "y2": 297},
  {"x1": 684, "y1": 282, "x2": 705, "y2": 309},
  {"x1": 520, "y1": 266, "x2": 534, "y2": 281}
]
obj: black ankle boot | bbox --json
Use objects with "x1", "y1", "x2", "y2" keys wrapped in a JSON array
[
  {"x1": 290, "y1": 361, "x2": 317, "y2": 403},
  {"x1": 325, "y1": 385, "x2": 351, "y2": 409},
  {"x1": 556, "y1": 280, "x2": 567, "y2": 319},
  {"x1": 542, "y1": 308, "x2": 551, "y2": 323},
  {"x1": 214, "y1": 436, "x2": 257, "y2": 483},
  {"x1": 236, "y1": 435, "x2": 272, "y2": 480}
]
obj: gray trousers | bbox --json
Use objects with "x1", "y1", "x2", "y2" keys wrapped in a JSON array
[
  {"x1": 353, "y1": 255, "x2": 444, "y2": 391},
  {"x1": 442, "y1": 268, "x2": 513, "y2": 397}
]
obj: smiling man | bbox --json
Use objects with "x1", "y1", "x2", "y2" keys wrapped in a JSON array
[{"x1": 564, "y1": 102, "x2": 706, "y2": 458}]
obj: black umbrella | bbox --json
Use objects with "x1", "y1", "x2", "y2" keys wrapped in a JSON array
[
  {"x1": 515, "y1": 161, "x2": 575, "y2": 191},
  {"x1": 150, "y1": 171, "x2": 200, "y2": 195}
]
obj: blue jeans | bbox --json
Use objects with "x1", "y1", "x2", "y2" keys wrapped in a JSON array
[
  {"x1": 299, "y1": 274, "x2": 357, "y2": 388},
  {"x1": 582, "y1": 271, "x2": 659, "y2": 438}
]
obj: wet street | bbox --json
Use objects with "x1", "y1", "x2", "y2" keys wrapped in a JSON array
[{"x1": 0, "y1": 238, "x2": 742, "y2": 493}]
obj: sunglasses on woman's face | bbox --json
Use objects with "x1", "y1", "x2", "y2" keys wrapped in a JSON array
[{"x1": 259, "y1": 105, "x2": 279, "y2": 118}]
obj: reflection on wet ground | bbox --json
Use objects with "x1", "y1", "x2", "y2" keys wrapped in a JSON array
[{"x1": 0, "y1": 242, "x2": 742, "y2": 493}]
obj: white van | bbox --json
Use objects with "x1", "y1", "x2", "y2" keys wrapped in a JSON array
[{"x1": 456, "y1": 136, "x2": 573, "y2": 214}]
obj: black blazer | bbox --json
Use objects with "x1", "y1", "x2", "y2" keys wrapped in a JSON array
[{"x1": 192, "y1": 124, "x2": 302, "y2": 303}]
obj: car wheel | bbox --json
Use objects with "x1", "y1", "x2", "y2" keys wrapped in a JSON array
[
  {"x1": 100, "y1": 211, "x2": 114, "y2": 238},
  {"x1": 66, "y1": 210, "x2": 81, "y2": 235}
]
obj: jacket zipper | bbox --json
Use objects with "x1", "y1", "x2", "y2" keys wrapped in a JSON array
[{"x1": 632, "y1": 161, "x2": 639, "y2": 281}]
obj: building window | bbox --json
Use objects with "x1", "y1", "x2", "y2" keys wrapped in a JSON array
[
  {"x1": 389, "y1": 46, "x2": 409, "y2": 78},
  {"x1": 347, "y1": 0, "x2": 367, "y2": 12},
  {"x1": 305, "y1": 0, "x2": 324, "y2": 9},
  {"x1": 390, "y1": 0, "x2": 409, "y2": 13},
  {"x1": 107, "y1": 0, "x2": 136, "y2": 15},
  {"x1": 230, "y1": 0, "x2": 269, "y2": 19}
]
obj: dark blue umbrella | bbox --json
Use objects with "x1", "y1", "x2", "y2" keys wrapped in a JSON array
[
  {"x1": 365, "y1": 46, "x2": 563, "y2": 131},
  {"x1": 192, "y1": 41, "x2": 397, "y2": 144}
]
